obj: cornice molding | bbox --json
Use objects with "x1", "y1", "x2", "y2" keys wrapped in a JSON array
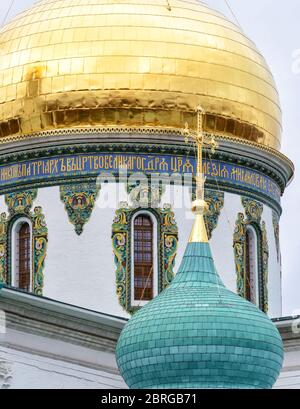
[{"x1": 0, "y1": 286, "x2": 126, "y2": 353}]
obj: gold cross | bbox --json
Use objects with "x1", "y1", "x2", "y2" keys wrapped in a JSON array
[{"x1": 182, "y1": 106, "x2": 218, "y2": 202}]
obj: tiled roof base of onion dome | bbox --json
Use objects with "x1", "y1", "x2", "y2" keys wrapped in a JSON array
[{"x1": 116, "y1": 241, "x2": 283, "y2": 389}]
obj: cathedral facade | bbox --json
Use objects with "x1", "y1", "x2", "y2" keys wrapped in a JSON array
[{"x1": 0, "y1": 0, "x2": 298, "y2": 389}]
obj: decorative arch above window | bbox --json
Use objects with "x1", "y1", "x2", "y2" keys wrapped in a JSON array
[
  {"x1": 0, "y1": 190, "x2": 48, "y2": 295},
  {"x1": 233, "y1": 197, "x2": 269, "y2": 313},
  {"x1": 112, "y1": 202, "x2": 178, "y2": 314},
  {"x1": 126, "y1": 178, "x2": 165, "y2": 209},
  {"x1": 60, "y1": 182, "x2": 100, "y2": 235}
]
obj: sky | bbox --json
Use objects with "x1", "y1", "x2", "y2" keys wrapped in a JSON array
[{"x1": 0, "y1": 0, "x2": 299, "y2": 316}]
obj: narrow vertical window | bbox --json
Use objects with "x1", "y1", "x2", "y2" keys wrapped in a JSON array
[
  {"x1": 245, "y1": 226, "x2": 259, "y2": 305},
  {"x1": 134, "y1": 215, "x2": 153, "y2": 301},
  {"x1": 17, "y1": 222, "x2": 31, "y2": 291}
]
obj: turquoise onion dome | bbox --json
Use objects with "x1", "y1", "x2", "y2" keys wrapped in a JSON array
[{"x1": 116, "y1": 208, "x2": 284, "y2": 389}]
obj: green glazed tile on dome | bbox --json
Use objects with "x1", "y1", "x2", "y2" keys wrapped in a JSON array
[{"x1": 116, "y1": 242, "x2": 284, "y2": 389}]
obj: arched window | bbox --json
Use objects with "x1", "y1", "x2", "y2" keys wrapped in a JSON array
[
  {"x1": 113, "y1": 204, "x2": 178, "y2": 313},
  {"x1": 12, "y1": 219, "x2": 32, "y2": 291},
  {"x1": 133, "y1": 214, "x2": 154, "y2": 302},
  {"x1": 245, "y1": 225, "x2": 259, "y2": 305}
]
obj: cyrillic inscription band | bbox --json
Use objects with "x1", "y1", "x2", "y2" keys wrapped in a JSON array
[{"x1": 0, "y1": 153, "x2": 281, "y2": 203}]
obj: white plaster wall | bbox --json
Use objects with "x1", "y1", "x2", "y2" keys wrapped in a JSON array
[
  {"x1": 0, "y1": 345, "x2": 126, "y2": 389},
  {"x1": 34, "y1": 184, "x2": 127, "y2": 318},
  {"x1": 0, "y1": 183, "x2": 282, "y2": 319},
  {"x1": 275, "y1": 348, "x2": 300, "y2": 389}
]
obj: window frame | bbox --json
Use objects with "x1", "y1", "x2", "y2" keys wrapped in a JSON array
[
  {"x1": 11, "y1": 217, "x2": 33, "y2": 292},
  {"x1": 245, "y1": 224, "x2": 260, "y2": 306},
  {"x1": 130, "y1": 210, "x2": 158, "y2": 307}
]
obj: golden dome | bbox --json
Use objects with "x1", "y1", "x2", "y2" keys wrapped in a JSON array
[{"x1": 0, "y1": 0, "x2": 281, "y2": 150}]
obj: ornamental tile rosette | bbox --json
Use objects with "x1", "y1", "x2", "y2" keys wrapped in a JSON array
[
  {"x1": 60, "y1": 182, "x2": 100, "y2": 235},
  {"x1": 241, "y1": 197, "x2": 263, "y2": 224},
  {"x1": 5, "y1": 190, "x2": 37, "y2": 217}
]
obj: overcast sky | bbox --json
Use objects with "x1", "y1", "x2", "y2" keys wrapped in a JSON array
[{"x1": 1, "y1": 0, "x2": 299, "y2": 316}]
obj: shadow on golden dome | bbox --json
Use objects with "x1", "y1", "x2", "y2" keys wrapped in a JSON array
[{"x1": 0, "y1": 0, "x2": 281, "y2": 150}]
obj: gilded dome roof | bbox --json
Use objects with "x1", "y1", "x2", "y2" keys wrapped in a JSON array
[{"x1": 0, "y1": 0, "x2": 281, "y2": 149}]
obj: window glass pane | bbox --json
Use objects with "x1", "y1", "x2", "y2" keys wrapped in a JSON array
[
  {"x1": 245, "y1": 227, "x2": 258, "y2": 306},
  {"x1": 134, "y1": 215, "x2": 154, "y2": 301},
  {"x1": 18, "y1": 222, "x2": 31, "y2": 291}
]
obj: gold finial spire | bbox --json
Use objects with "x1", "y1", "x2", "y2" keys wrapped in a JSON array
[{"x1": 183, "y1": 106, "x2": 218, "y2": 243}]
